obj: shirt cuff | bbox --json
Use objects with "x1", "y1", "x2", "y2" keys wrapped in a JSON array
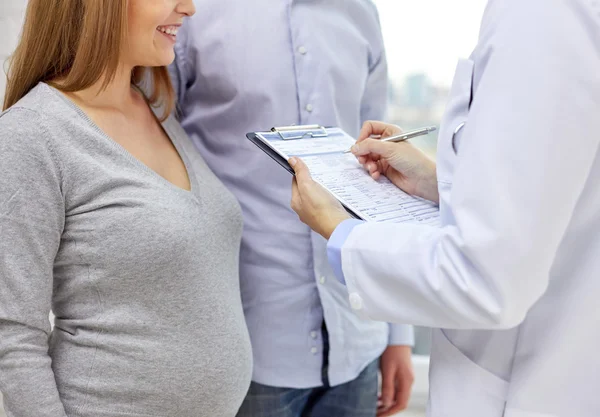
[
  {"x1": 327, "y1": 219, "x2": 364, "y2": 285},
  {"x1": 388, "y1": 324, "x2": 415, "y2": 346}
]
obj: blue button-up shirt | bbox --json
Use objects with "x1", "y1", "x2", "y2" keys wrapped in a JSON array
[{"x1": 170, "y1": 0, "x2": 414, "y2": 389}]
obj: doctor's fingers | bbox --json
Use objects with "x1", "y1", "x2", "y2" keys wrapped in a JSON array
[
  {"x1": 361, "y1": 159, "x2": 380, "y2": 174},
  {"x1": 358, "y1": 152, "x2": 382, "y2": 165},
  {"x1": 359, "y1": 154, "x2": 383, "y2": 174},
  {"x1": 358, "y1": 120, "x2": 402, "y2": 143},
  {"x1": 368, "y1": 161, "x2": 386, "y2": 180},
  {"x1": 356, "y1": 155, "x2": 385, "y2": 180},
  {"x1": 352, "y1": 139, "x2": 399, "y2": 160}
]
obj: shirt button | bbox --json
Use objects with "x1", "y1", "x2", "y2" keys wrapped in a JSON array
[
  {"x1": 305, "y1": 104, "x2": 314, "y2": 112},
  {"x1": 319, "y1": 276, "x2": 326, "y2": 285},
  {"x1": 298, "y1": 46, "x2": 308, "y2": 55},
  {"x1": 310, "y1": 331, "x2": 318, "y2": 339},
  {"x1": 311, "y1": 347, "x2": 318, "y2": 354},
  {"x1": 349, "y1": 293, "x2": 363, "y2": 310}
]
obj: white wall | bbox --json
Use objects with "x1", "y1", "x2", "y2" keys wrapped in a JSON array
[{"x1": 0, "y1": 0, "x2": 28, "y2": 102}]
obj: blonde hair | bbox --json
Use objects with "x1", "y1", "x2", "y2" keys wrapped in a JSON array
[{"x1": 3, "y1": 0, "x2": 175, "y2": 120}]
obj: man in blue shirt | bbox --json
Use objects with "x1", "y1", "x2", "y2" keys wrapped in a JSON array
[{"x1": 170, "y1": 1, "x2": 415, "y2": 416}]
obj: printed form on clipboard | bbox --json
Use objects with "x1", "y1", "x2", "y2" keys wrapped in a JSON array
[{"x1": 247, "y1": 125, "x2": 440, "y2": 225}]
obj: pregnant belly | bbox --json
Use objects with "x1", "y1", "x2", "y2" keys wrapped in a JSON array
[{"x1": 50, "y1": 320, "x2": 252, "y2": 417}]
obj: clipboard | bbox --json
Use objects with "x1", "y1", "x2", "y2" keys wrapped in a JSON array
[
  {"x1": 246, "y1": 125, "x2": 362, "y2": 219},
  {"x1": 246, "y1": 124, "x2": 440, "y2": 225},
  {"x1": 246, "y1": 125, "x2": 327, "y2": 175}
]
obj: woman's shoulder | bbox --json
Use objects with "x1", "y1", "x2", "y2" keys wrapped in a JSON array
[
  {"x1": 2, "y1": 83, "x2": 77, "y2": 132},
  {"x1": 5, "y1": 82, "x2": 55, "y2": 112},
  {"x1": 0, "y1": 91, "x2": 52, "y2": 147},
  {"x1": 0, "y1": 84, "x2": 85, "y2": 178},
  {"x1": 0, "y1": 103, "x2": 64, "y2": 192},
  {"x1": 1, "y1": 83, "x2": 94, "y2": 153}
]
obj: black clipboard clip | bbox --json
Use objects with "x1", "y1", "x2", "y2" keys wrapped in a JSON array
[{"x1": 271, "y1": 124, "x2": 328, "y2": 141}]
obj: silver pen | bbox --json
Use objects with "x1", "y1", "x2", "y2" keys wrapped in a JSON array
[{"x1": 343, "y1": 126, "x2": 437, "y2": 153}]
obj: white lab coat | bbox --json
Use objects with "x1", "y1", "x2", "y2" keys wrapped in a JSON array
[{"x1": 340, "y1": 1, "x2": 600, "y2": 416}]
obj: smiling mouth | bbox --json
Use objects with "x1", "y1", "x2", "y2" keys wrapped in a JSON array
[{"x1": 156, "y1": 25, "x2": 180, "y2": 41}]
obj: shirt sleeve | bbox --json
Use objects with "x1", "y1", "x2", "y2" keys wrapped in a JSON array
[
  {"x1": 359, "y1": 7, "x2": 389, "y2": 123},
  {"x1": 169, "y1": 21, "x2": 195, "y2": 108},
  {"x1": 339, "y1": 0, "x2": 600, "y2": 330},
  {"x1": 327, "y1": 219, "x2": 364, "y2": 284},
  {"x1": 0, "y1": 108, "x2": 68, "y2": 416},
  {"x1": 388, "y1": 324, "x2": 415, "y2": 346}
]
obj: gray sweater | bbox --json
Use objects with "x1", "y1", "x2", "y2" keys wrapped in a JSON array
[{"x1": 0, "y1": 84, "x2": 252, "y2": 417}]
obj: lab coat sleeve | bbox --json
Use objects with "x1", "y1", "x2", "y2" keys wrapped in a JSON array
[
  {"x1": 340, "y1": 0, "x2": 600, "y2": 330},
  {"x1": 329, "y1": 220, "x2": 415, "y2": 346}
]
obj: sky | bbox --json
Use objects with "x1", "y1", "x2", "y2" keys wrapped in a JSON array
[{"x1": 373, "y1": 0, "x2": 488, "y2": 86}]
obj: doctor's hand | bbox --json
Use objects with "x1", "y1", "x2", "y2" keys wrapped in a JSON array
[
  {"x1": 353, "y1": 121, "x2": 439, "y2": 204},
  {"x1": 289, "y1": 157, "x2": 351, "y2": 240}
]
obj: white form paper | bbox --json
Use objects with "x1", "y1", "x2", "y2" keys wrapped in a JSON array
[{"x1": 257, "y1": 128, "x2": 439, "y2": 225}]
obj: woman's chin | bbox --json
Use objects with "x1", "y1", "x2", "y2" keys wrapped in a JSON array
[{"x1": 141, "y1": 51, "x2": 176, "y2": 68}]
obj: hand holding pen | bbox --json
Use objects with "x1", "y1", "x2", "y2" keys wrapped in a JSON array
[{"x1": 348, "y1": 121, "x2": 440, "y2": 203}]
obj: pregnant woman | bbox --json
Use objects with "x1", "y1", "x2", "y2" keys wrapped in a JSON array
[{"x1": 0, "y1": 1, "x2": 252, "y2": 416}]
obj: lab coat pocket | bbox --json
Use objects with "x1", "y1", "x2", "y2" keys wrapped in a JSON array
[
  {"x1": 436, "y1": 58, "x2": 474, "y2": 186},
  {"x1": 427, "y1": 328, "x2": 509, "y2": 417}
]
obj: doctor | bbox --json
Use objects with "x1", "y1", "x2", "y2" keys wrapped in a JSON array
[{"x1": 288, "y1": 1, "x2": 600, "y2": 416}]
